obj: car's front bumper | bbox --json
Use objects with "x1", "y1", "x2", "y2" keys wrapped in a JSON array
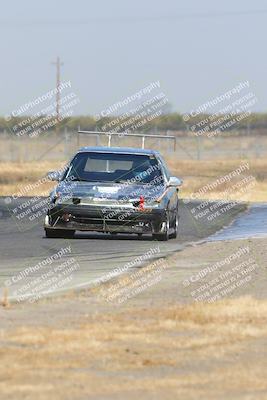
[{"x1": 44, "y1": 204, "x2": 167, "y2": 234}]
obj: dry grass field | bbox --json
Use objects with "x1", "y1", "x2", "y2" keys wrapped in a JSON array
[
  {"x1": 1, "y1": 297, "x2": 267, "y2": 399},
  {"x1": 0, "y1": 161, "x2": 62, "y2": 196},
  {"x1": 166, "y1": 157, "x2": 267, "y2": 202},
  {"x1": 0, "y1": 158, "x2": 265, "y2": 202}
]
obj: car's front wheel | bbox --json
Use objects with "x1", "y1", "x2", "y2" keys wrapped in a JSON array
[
  {"x1": 45, "y1": 228, "x2": 75, "y2": 239},
  {"x1": 152, "y1": 215, "x2": 170, "y2": 241},
  {"x1": 169, "y1": 209, "x2": 179, "y2": 239}
]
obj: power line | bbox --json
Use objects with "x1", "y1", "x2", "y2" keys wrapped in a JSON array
[{"x1": 1, "y1": 9, "x2": 267, "y2": 26}]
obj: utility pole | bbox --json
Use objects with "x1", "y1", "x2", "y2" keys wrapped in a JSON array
[{"x1": 52, "y1": 56, "x2": 64, "y2": 126}]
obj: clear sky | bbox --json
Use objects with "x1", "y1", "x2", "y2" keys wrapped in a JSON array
[{"x1": 0, "y1": 0, "x2": 266, "y2": 116}]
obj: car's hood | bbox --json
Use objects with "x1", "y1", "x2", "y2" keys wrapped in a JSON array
[{"x1": 52, "y1": 181, "x2": 165, "y2": 203}]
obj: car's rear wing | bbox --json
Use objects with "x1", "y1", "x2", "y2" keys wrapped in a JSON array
[{"x1": 77, "y1": 130, "x2": 177, "y2": 151}]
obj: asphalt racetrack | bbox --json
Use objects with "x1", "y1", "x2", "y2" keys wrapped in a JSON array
[{"x1": 0, "y1": 197, "x2": 246, "y2": 301}]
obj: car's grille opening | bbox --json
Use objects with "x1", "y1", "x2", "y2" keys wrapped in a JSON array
[
  {"x1": 70, "y1": 215, "x2": 151, "y2": 230},
  {"x1": 72, "y1": 216, "x2": 103, "y2": 225}
]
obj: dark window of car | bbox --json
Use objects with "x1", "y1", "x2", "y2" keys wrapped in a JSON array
[{"x1": 63, "y1": 152, "x2": 164, "y2": 184}]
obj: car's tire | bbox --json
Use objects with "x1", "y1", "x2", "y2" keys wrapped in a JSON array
[
  {"x1": 169, "y1": 210, "x2": 179, "y2": 239},
  {"x1": 45, "y1": 228, "x2": 75, "y2": 239},
  {"x1": 152, "y1": 214, "x2": 170, "y2": 241}
]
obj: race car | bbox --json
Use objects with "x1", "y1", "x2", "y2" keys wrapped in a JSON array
[{"x1": 44, "y1": 146, "x2": 182, "y2": 240}]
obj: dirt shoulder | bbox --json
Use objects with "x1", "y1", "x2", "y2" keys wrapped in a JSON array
[{"x1": 1, "y1": 237, "x2": 267, "y2": 400}]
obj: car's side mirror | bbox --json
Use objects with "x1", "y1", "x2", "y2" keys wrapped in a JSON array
[
  {"x1": 46, "y1": 171, "x2": 62, "y2": 181},
  {"x1": 168, "y1": 176, "x2": 183, "y2": 187}
]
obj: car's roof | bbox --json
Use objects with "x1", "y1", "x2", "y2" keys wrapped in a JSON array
[{"x1": 77, "y1": 146, "x2": 160, "y2": 156}]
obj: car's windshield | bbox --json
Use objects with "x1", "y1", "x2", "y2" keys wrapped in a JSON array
[{"x1": 62, "y1": 152, "x2": 164, "y2": 184}]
